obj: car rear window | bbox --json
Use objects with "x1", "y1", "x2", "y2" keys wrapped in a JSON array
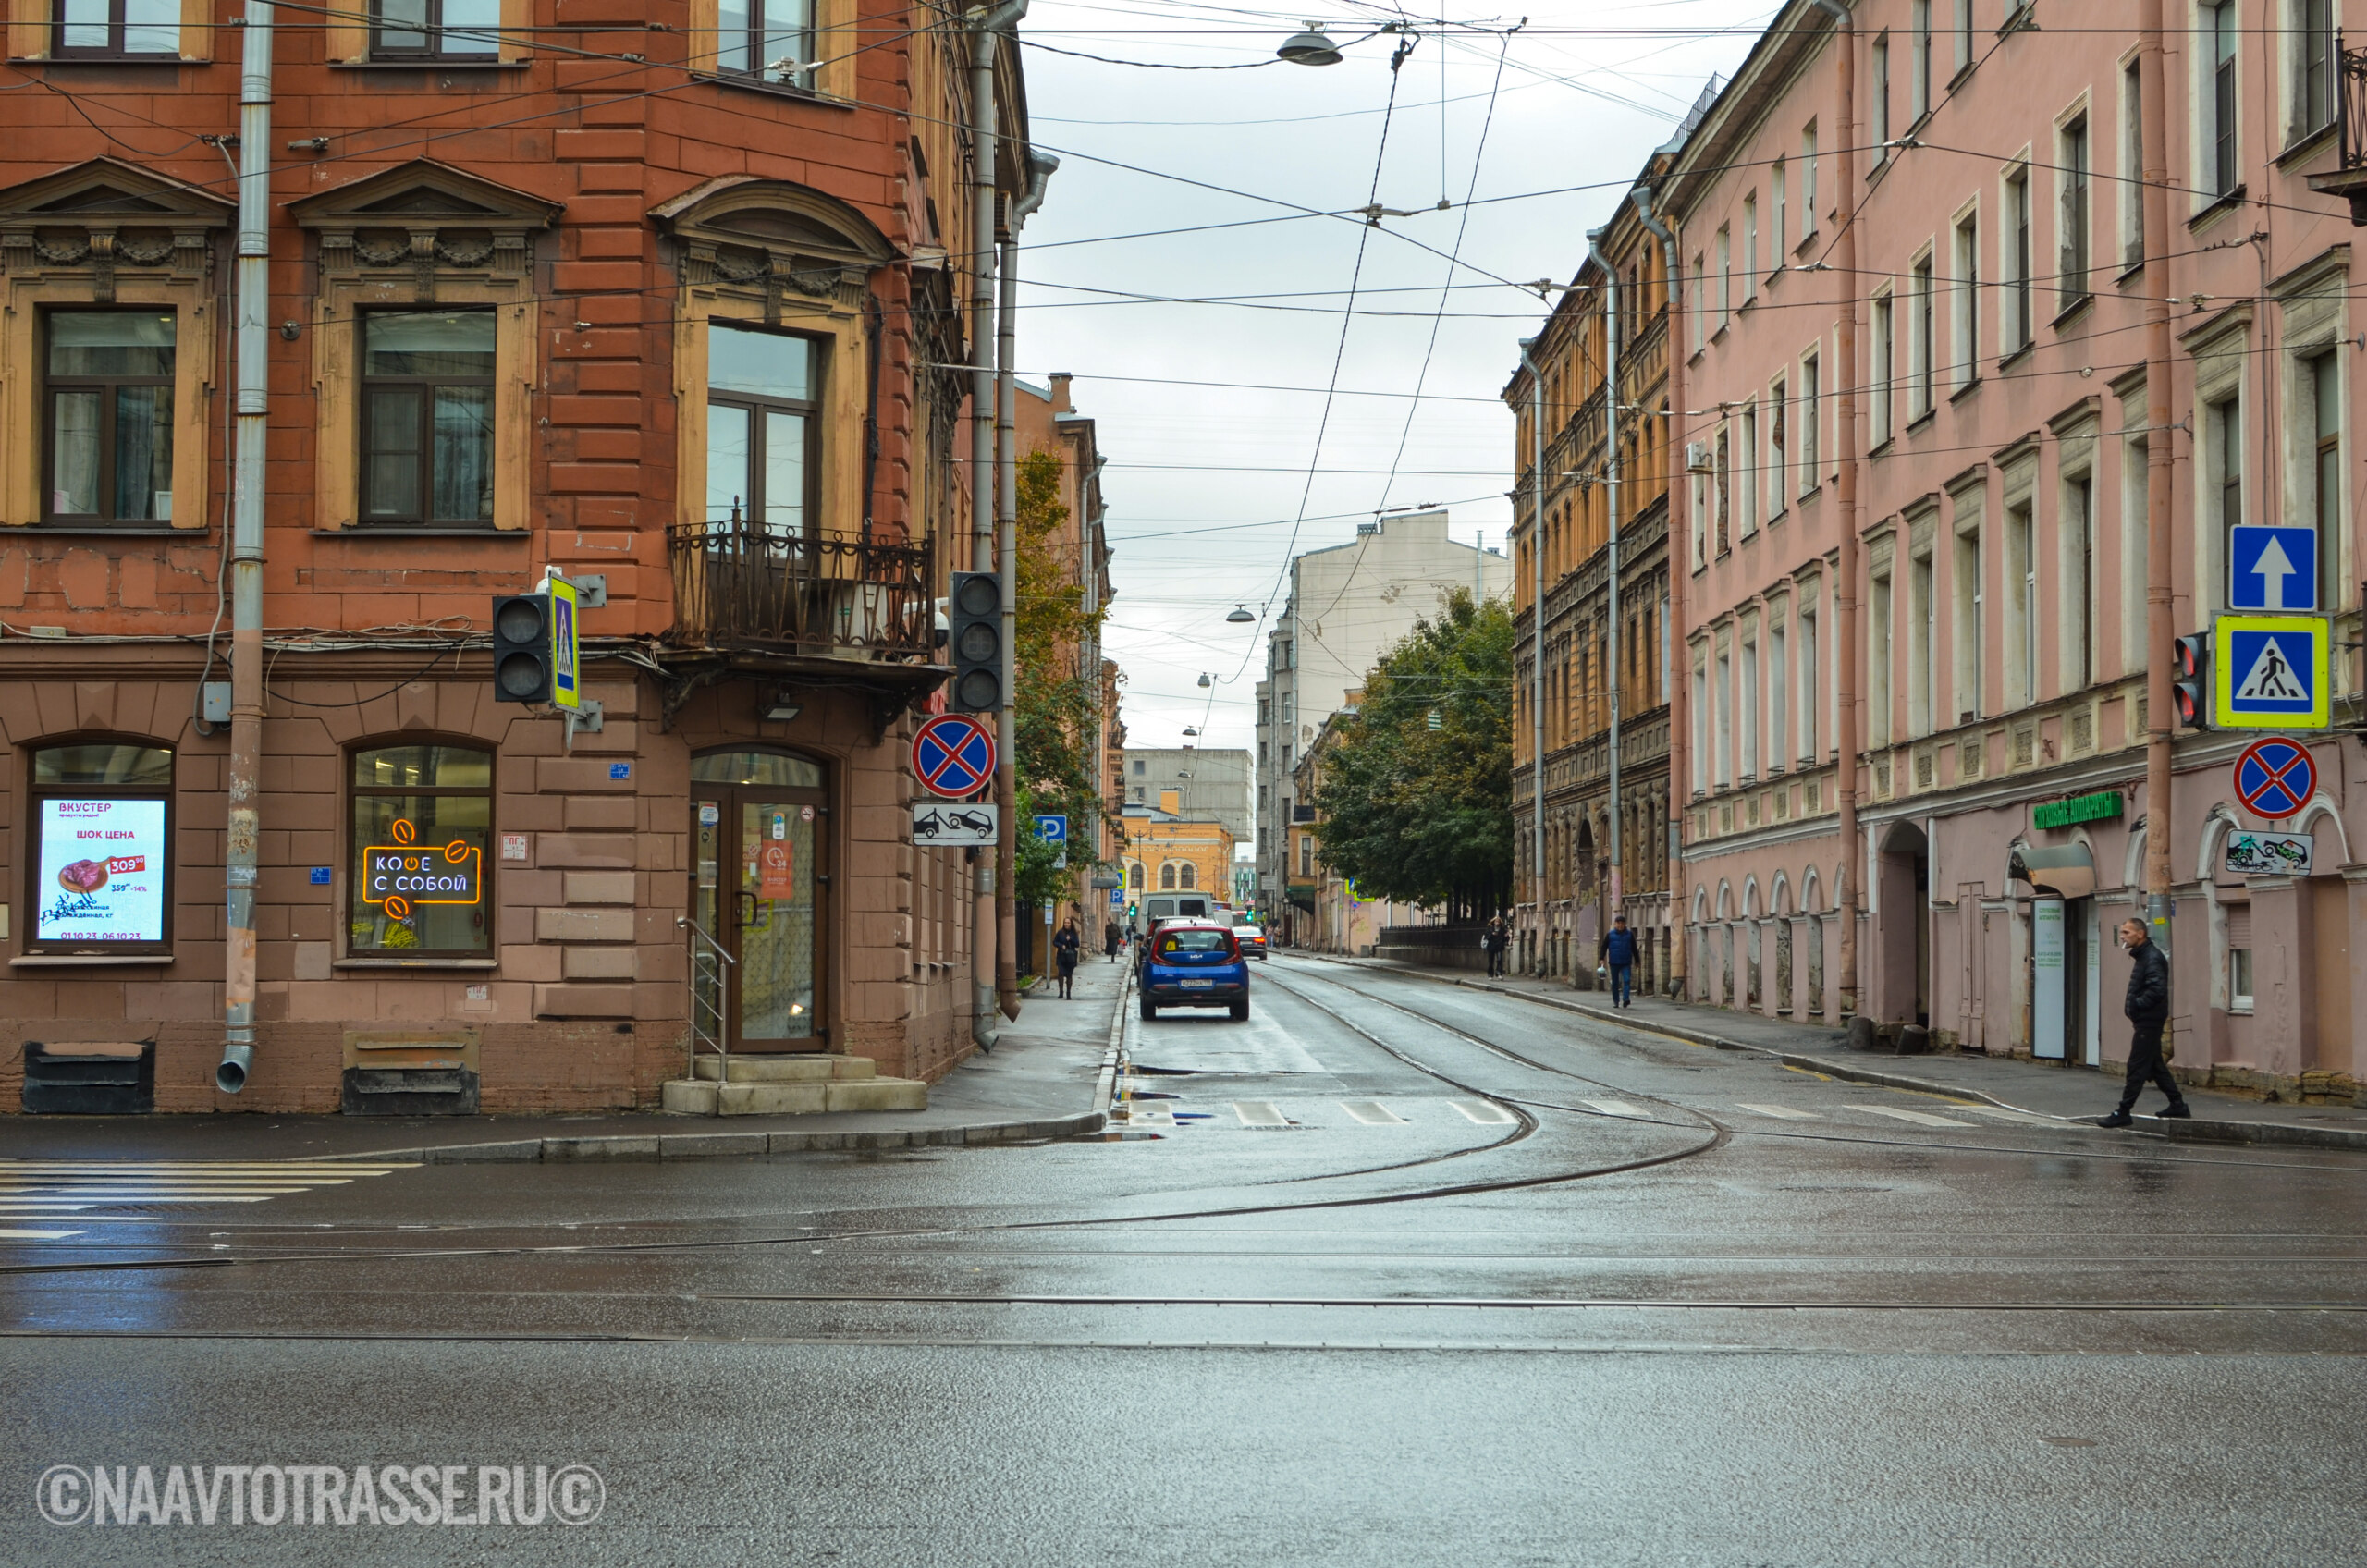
[{"x1": 1159, "y1": 929, "x2": 1233, "y2": 955}]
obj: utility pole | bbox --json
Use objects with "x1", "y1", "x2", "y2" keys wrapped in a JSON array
[
  {"x1": 2138, "y1": 0, "x2": 2177, "y2": 958},
  {"x1": 1518, "y1": 337, "x2": 1546, "y2": 977},
  {"x1": 216, "y1": 3, "x2": 274, "y2": 1096}
]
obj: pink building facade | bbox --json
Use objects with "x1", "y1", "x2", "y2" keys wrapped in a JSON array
[{"x1": 1664, "y1": 0, "x2": 2367, "y2": 1098}]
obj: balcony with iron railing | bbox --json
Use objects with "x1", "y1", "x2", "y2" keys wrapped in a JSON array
[
  {"x1": 667, "y1": 508, "x2": 937, "y2": 662},
  {"x1": 2304, "y1": 37, "x2": 2367, "y2": 222}
]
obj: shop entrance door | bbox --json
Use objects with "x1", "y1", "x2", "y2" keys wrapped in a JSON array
[{"x1": 691, "y1": 752, "x2": 828, "y2": 1052}]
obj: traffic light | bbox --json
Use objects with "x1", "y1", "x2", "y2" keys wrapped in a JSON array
[
  {"x1": 2172, "y1": 632, "x2": 2209, "y2": 729},
  {"x1": 948, "y1": 570, "x2": 1000, "y2": 713},
  {"x1": 491, "y1": 594, "x2": 555, "y2": 704}
]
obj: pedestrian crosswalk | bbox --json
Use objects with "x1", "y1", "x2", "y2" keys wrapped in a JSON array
[{"x1": 0, "y1": 1160, "x2": 416, "y2": 1241}]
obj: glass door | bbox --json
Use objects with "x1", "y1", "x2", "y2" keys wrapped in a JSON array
[{"x1": 691, "y1": 752, "x2": 828, "y2": 1052}]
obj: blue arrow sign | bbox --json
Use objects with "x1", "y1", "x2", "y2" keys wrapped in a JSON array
[
  {"x1": 1033, "y1": 815, "x2": 1067, "y2": 843},
  {"x1": 2230, "y1": 525, "x2": 2318, "y2": 612}
]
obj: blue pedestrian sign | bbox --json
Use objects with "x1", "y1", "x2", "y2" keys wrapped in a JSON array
[
  {"x1": 1034, "y1": 815, "x2": 1067, "y2": 843},
  {"x1": 2214, "y1": 615, "x2": 2330, "y2": 729},
  {"x1": 2229, "y1": 525, "x2": 2318, "y2": 612}
]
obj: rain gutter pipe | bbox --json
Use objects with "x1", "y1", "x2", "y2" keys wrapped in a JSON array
[
  {"x1": 1588, "y1": 228, "x2": 1623, "y2": 930},
  {"x1": 1633, "y1": 180, "x2": 1683, "y2": 997},
  {"x1": 1517, "y1": 337, "x2": 1545, "y2": 975}
]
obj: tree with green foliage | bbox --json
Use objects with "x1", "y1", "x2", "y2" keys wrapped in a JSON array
[
  {"x1": 1009, "y1": 447, "x2": 1115, "y2": 914},
  {"x1": 1308, "y1": 588, "x2": 1513, "y2": 921}
]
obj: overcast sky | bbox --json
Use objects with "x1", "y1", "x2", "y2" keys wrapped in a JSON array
[{"x1": 1010, "y1": 0, "x2": 1772, "y2": 757}]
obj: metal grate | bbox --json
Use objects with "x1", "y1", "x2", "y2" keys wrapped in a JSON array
[
  {"x1": 667, "y1": 514, "x2": 934, "y2": 658},
  {"x1": 2344, "y1": 37, "x2": 2367, "y2": 169}
]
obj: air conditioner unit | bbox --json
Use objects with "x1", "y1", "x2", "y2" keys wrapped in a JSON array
[{"x1": 1685, "y1": 441, "x2": 1712, "y2": 473}]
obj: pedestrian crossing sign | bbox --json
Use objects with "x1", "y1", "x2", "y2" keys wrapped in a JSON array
[{"x1": 2213, "y1": 614, "x2": 2328, "y2": 729}]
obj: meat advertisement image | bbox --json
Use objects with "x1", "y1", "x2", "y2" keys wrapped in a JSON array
[{"x1": 55, "y1": 858, "x2": 110, "y2": 894}]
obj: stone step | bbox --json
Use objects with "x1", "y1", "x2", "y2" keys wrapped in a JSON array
[
  {"x1": 692, "y1": 1053, "x2": 878, "y2": 1083},
  {"x1": 660, "y1": 1076, "x2": 928, "y2": 1116}
]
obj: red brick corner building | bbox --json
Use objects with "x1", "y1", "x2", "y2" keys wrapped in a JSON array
[{"x1": 0, "y1": 1, "x2": 1036, "y2": 1113}]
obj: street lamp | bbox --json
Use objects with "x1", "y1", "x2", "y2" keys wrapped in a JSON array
[
  {"x1": 1197, "y1": 672, "x2": 1212, "y2": 688},
  {"x1": 1276, "y1": 23, "x2": 1343, "y2": 65},
  {"x1": 1226, "y1": 603, "x2": 1256, "y2": 623}
]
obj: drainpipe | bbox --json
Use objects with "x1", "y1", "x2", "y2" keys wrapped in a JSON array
[
  {"x1": 2137, "y1": 0, "x2": 2176, "y2": 959},
  {"x1": 1635, "y1": 180, "x2": 1683, "y2": 998},
  {"x1": 216, "y1": 4, "x2": 274, "y2": 1095},
  {"x1": 1517, "y1": 337, "x2": 1547, "y2": 975},
  {"x1": 995, "y1": 149, "x2": 1055, "y2": 1022},
  {"x1": 1589, "y1": 229, "x2": 1623, "y2": 940},
  {"x1": 967, "y1": 0, "x2": 1025, "y2": 1052},
  {"x1": 1810, "y1": 0, "x2": 1861, "y2": 1020}
]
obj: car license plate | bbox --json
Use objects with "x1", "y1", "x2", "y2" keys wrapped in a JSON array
[{"x1": 1179, "y1": 978, "x2": 1212, "y2": 988}]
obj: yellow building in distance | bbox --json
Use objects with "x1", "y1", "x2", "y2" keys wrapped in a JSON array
[{"x1": 1122, "y1": 790, "x2": 1235, "y2": 909}]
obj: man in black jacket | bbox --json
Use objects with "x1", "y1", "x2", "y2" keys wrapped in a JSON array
[{"x1": 2099, "y1": 917, "x2": 2190, "y2": 1127}]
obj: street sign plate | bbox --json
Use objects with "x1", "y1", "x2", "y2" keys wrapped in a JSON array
[
  {"x1": 2225, "y1": 829, "x2": 2313, "y2": 877},
  {"x1": 2213, "y1": 615, "x2": 2329, "y2": 729},
  {"x1": 911, "y1": 714, "x2": 997, "y2": 799},
  {"x1": 548, "y1": 575, "x2": 581, "y2": 711},
  {"x1": 1034, "y1": 815, "x2": 1068, "y2": 843},
  {"x1": 911, "y1": 801, "x2": 998, "y2": 845},
  {"x1": 2233, "y1": 736, "x2": 2317, "y2": 821},
  {"x1": 2228, "y1": 525, "x2": 2318, "y2": 612}
]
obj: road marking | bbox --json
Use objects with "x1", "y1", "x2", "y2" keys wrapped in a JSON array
[
  {"x1": 1119, "y1": 1107, "x2": 1175, "y2": 1127},
  {"x1": 1962, "y1": 1105, "x2": 2066, "y2": 1125},
  {"x1": 1339, "y1": 1100, "x2": 1407, "y2": 1124},
  {"x1": 1449, "y1": 1100, "x2": 1517, "y2": 1124},
  {"x1": 1853, "y1": 1105, "x2": 1976, "y2": 1128},
  {"x1": 1231, "y1": 1101, "x2": 1288, "y2": 1127},
  {"x1": 1583, "y1": 1098, "x2": 1650, "y2": 1119},
  {"x1": 0, "y1": 1160, "x2": 411, "y2": 1214},
  {"x1": 0, "y1": 1227, "x2": 81, "y2": 1240},
  {"x1": 1735, "y1": 1102, "x2": 1822, "y2": 1121}
]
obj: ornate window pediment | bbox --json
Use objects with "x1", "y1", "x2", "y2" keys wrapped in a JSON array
[
  {"x1": 0, "y1": 157, "x2": 232, "y2": 302},
  {"x1": 288, "y1": 159, "x2": 561, "y2": 303},
  {"x1": 652, "y1": 178, "x2": 894, "y2": 322}
]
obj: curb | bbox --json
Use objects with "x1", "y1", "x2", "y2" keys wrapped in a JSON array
[
  {"x1": 325, "y1": 1109, "x2": 1110, "y2": 1164},
  {"x1": 1093, "y1": 964, "x2": 1131, "y2": 1115},
  {"x1": 1286, "y1": 951, "x2": 2367, "y2": 1156}
]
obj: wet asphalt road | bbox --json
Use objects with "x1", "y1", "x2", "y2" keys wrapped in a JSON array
[{"x1": 6, "y1": 954, "x2": 2367, "y2": 1565}]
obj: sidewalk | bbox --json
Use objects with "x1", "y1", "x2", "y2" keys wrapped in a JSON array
[
  {"x1": 0, "y1": 964, "x2": 1124, "y2": 1164},
  {"x1": 1300, "y1": 953, "x2": 2367, "y2": 1155}
]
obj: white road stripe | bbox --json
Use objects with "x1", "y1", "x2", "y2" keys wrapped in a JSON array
[
  {"x1": 1961, "y1": 1105, "x2": 2065, "y2": 1125},
  {"x1": 0, "y1": 1228, "x2": 81, "y2": 1241},
  {"x1": 1583, "y1": 1098, "x2": 1650, "y2": 1119},
  {"x1": 1231, "y1": 1101, "x2": 1288, "y2": 1127},
  {"x1": 1735, "y1": 1102, "x2": 1822, "y2": 1121},
  {"x1": 1854, "y1": 1105, "x2": 1976, "y2": 1128},
  {"x1": 0, "y1": 1163, "x2": 408, "y2": 1173},
  {"x1": 1450, "y1": 1100, "x2": 1517, "y2": 1125},
  {"x1": 1339, "y1": 1101, "x2": 1407, "y2": 1125}
]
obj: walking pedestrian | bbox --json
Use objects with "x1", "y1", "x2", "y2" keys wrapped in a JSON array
[
  {"x1": 1053, "y1": 920, "x2": 1081, "y2": 999},
  {"x1": 1104, "y1": 917, "x2": 1122, "y2": 962},
  {"x1": 1482, "y1": 916, "x2": 1508, "y2": 979},
  {"x1": 2099, "y1": 917, "x2": 2189, "y2": 1126},
  {"x1": 1600, "y1": 914, "x2": 1637, "y2": 1008}
]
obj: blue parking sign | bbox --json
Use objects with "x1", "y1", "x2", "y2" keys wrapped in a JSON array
[{"x1": 1033, "y1": 815, "x2": 1067, "y2": 843}]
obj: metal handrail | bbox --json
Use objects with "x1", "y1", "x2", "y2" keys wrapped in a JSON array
[{"x1": 677, "y1": 914, "x2": 737, "y2": 1115}]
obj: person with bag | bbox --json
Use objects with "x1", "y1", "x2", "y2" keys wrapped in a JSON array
[
  {"x1": 1104, "y1": 917, "x2": 1122, "y2": 962},
  {"x1": 1600, "y1": 913, "x2": 1637, "y2": 1008},
  {"x1": 2099, "y1": 917, "x2": 2189, "y2": 1126},
  {"x1": 1053, "y1": 920, "x2": 1082, "y2": 999},
  {"x1": 1482, "y1": 917, "x2": 1508, "y2": 978}
]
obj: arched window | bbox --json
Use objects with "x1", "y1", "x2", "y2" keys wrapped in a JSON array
[
  {"x1": 1128, "y1": 862, "x2": 1144, "y2": 889},
  {"x1": 1159, "y1": 863, "x2": 1178, "y2": 890},
  {"x1": 350, "y1": 741, "x2": 492, "y2": 954},
  {"x1": 1177, "y1": 862, "x2": 1196, "y2": 890},
  {"x1": 29, "y1": 739, "x2": 173, "y2": 954}
]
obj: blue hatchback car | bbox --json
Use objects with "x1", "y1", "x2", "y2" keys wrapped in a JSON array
[{"x1": 1139, "y1": 920, "x2": 1250, "y2": 1023}]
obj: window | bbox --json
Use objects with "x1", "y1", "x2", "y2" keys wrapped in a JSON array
[
  {"x1": 2059, "y1": 116, "x2": 2091, "y2": 306},
  {"x1": 2296, "y1": 0, "x2": 2336, "y2": 142},
  {"x1": 1717, "y1": 226, "x2": 1732, "y2": 325},
  {"x1": 706, "y1": 321, "x2": 819, "y2": 538},
  {"x1": 1911, "y1": 254, "x2": 1935, "y2": 417},
  {"x1": 1768, "y1": 375, "x2": 1787, "y2": 518},
  {"x1": 1769, "y1": 622, "x2": 1788, "y2": 767},
  {"x1": 1952, "y1": 212, "x2": 1980, "y2": 387},
  {"x1": 2121, "y1": 61, "x2": 2144, "y2": 266},
  {"x1": 1296, "y1": 837, "x2": 1312, "y2": 876},
  {"x1": 1128, "y1": 862, "x2": 1144, "y2": 888},
  {"x1": 1714, "y1": 423, "x2": 1732, "y2": 553},
  {"x1": 1740, "y1": 632, "x2": 1760, "y2": 780},
  {"x1": 371, "y1": 0, "x2": 500, "y2": 58},
  {"x1": 54, "y1": 0, "x2": 179, "y2": 55},
  {"x1": 1715, "y1": 645, "x2": 1735, "y2": 785},
  {"x1": 1910, "y1": 549, "x2": 1935, "y2": 737},
  {"x1": 2006, "y1": 500, "x2": 2036, "y2": 707},
  {"x1": 1801, "y1": 123, "x2": 1819, "y2": 238},
  {"x1": 1133, "y1": 758, "x2": 1146, "y2": 775},
  {"x1": 1772, "y1": 158, "x2": 1787, "y2": 260},
  {"x1": 2229, "y1": 935, "x2": 2255, "y2": 1011},
  {"x1": 2123, "y1": 433, "x2": 2151, "y2": 673},
  {"x1": 1177, "y1": 862, "x2": 1196, "y2": 890},
  {"x1": 360, "y1": 312, "x2": 495, "y2": 526},
  {"x1": 2064, "y1": 473, "x2": 2095, "y2": 691},
  {"x1": 2211, "y1": 396, "x2": 2242, "y2": 554},
  {"x1": 2005, "y1": 167, "x2": 2033, "y2": 350},
  {"x1": 1798, "y1": 351, "x2": 1820, "y2": 493},
  {"x1": 717, "y1": 0, "x2": 816, "y2": 83},
  {"x1": 1690, "y1": 659, "x2": 1710, "y2": 793},
  {"x1": 1690, "y1": 252, "x2": 1705, "y2": 350},
  {"x1": 2312, "y1": 351, "x2": 2341, "y2": 612},
  {"x1": 350, "y1": 743, "x2": 491, "y2": 955},
  {"x1": 1743, "y1": 195, "x2": 1759, "y2": 295},
  {"x1": 1869, "y1": 570, "x2": 1894, "y2": 748},
  {"x1": 2208, "y1": 0, "x2": 2238, "y2": 197},
  {"x1": 28, "y1": 741, "x2": 173, "y2": 955},
  {"x1": 1798, "y1": 594, "x2": 1820, "y2": 762},
  {"x1": 1872, "y1": 35, "x2": 1893, "y2": 162},
  {"x1": 1159, "y1": 861, "x2": 1177, "y2": 889},
  {"x1": 1953, "y1": 0, "x2": 1972, "y2": 73},
  {"x1": 1953, "y1": 515, "x2": 1983, "y2": 721},
  {"x1": 1872, "y1": 292, "x2": 1895, "y2": 446},
  {"x1": 1740, "y1": 401, "x2": 1760, "y2": 534},
  {"x1": 44, "y1": 312, "x2": 176, "y2": 526},
  {"x1": 1911, "y1": 0, "x2": 1932, "y2": 119}
]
